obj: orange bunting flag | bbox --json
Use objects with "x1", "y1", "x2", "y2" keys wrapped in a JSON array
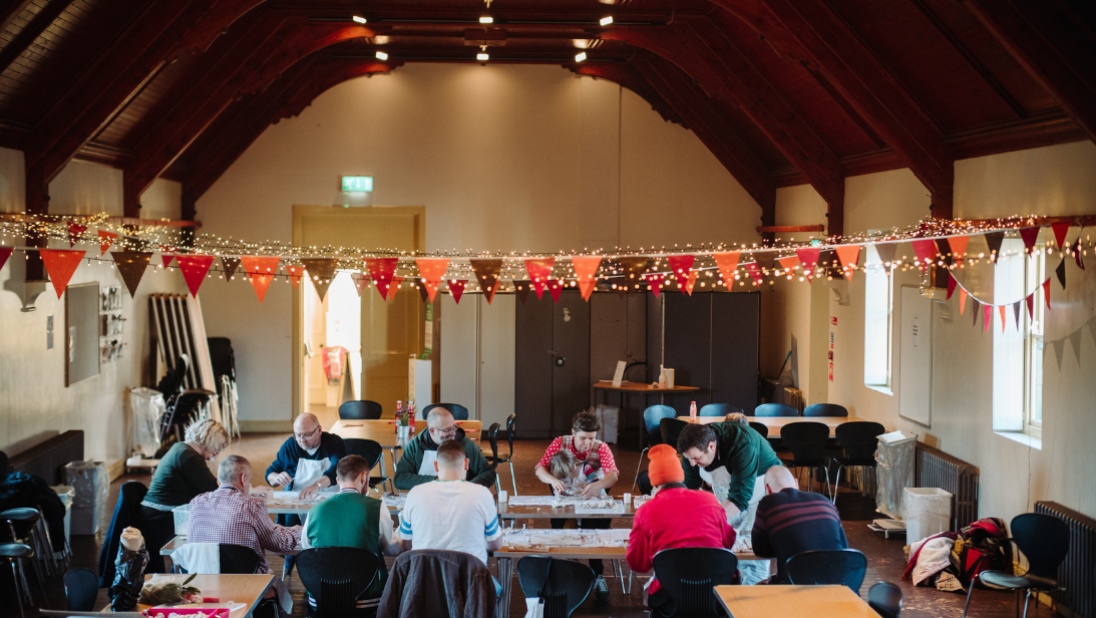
[
  {"x1": 777, "y1": 256, "x2": 800, "y2": 275},
  {"x1": 834, "y1": 245, "x2": 861, "y2": 280},
  {"x1": 959, "y1": 288, "x2": 968, "y2": 315},
  {"x1": 644, "y1": 273, "x2": 662, "y2": 298},
  {"x1": 684, "y1": 270, "x2": 698, "y2": 295},
  {"x1": 470, "y1": 259, "x2": 503, "y2": 304},
  {"x1": 0, "y1": 247, "x2": 12, "y2": 273},
  {"x1": 713, "y1": 251, "x2": 741, "y2": 283},
  {"x1": 983, "y1": 304, "x2": 992, "y2": 333},
  {"x1": 240, "y1": 256, "x2": 281, "y2": 303},
  {"x1": 416, "y1": 258, "x2": 450, "y2": 302},
  {"x1": 947, "y1": 235, "x2": 970, "y2": 261},
  {"x1": 525, "y1": 258, "x2": 555, "y2": 299},
  {"x1": 175, "y1": 255, "x2": 215, "y2": 298},
  {"x1": 40, "y1": 249, "x2": 86, "y2": 298},
  {"x1": 667, "y1": 255, "x2": 694, "y2": 291},
  {"x1": 571, "y1": 256, "x2": 602, "y2": 301},
  {"x1": 999, "y1": 305, "x2": 1006, "y2": 333},
  {"x1": 388, "y1": 276, "x2": 403, "y2": 301},
  {"x1": 547, "y1": 279, "x2": 564, "y2": 303},
  {"x1": 285, "y1": 265, "x2": 305, "y2": 289},
  {"x1": 98, "y1": 231, "x2": 118, "y2": 255},
  {"x1": 448, "y1": 279, "x2": 467, "y2": 304},
  {"x1": 68, "y1": 223, "x2": 87, "y2": 247}
]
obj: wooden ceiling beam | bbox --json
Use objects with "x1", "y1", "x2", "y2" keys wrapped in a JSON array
[
  {"x1": 0, "y1": 1, "x2": 36, "y2": 37},
  {"x1": 705, "y1": 0, "x2": 808, "y2": 61},
  {"x1": 961, "y1": 0, "x2": 1096, "y2": 145},
  {"x1": 273, "y1": 60, "x2": 400, "y2": 121},
  {"x1": 0, "y1": 0, "x2": 75, "y2": 74},
  {"x1": 569, "y1": 63, "x2": 684, "y2": 126},
  {"x1": 763, "y1": 0, "x2": 955, "y2": 219},
  {"x1": 168, "y1": 0, "x2": 269, "y2": 58}
]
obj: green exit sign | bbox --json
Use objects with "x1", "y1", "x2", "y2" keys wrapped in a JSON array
[{"x1": 341, "y1": 176, "x2": 373, "y2": 192}]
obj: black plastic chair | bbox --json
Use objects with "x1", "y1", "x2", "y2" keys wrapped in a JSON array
[
  {"x1": 218, "y1": 544, "x2": 262, "y2": 574},
  {"x1": 803, "y1": 403, "x2": 848, "y2": 417},
  {"x1": 2, "y1": 543, "x2": 42, "y2": 618},
  {"x1": 868, "y1": 581, "x2": 903, "y2": 618},
  {"x1": 660, "y1": 417, "x2": 690, "y2": 453},
  {"x1": 786, "y1": 549, "x2": 868, "y2": 594},
  {"x1": 344, "y1": 437, "x2": 392, "y2": 492},
  {"x1": 489, "y1": 414, "x2": 518, "y2": 495},
  {"x1": 961, "y1": 513, "x2": 1071, "y2": 618},
  {"x1": 2, "y1": 507, "x2": 51, "y2": 583},
  {"x1": 482, "y1": 422, "x2": 502, "y2": 493},
  {"x1": 699, "y1": 403, "x2": 741, "y2": 417},
  {"x1": 518, "y1": 556, "x2": 596, "y2": 618},
  {"x1": 64, "y1": 567, "x2": 98, "y2": 611},
  {"x1": 780, "y1": 422, "x2": 833, "y2": 499},
  {"x1": 652, "y1": 547, "x2": 739, "y2": 617},
  {"x1": 338, "y1": 400, "x2": 383, "y2": 420},
  {"x1": 754, "y1": 403, "x2": 798, "y2": 417},
  {"x1": 747, "y1": 422, "x2": 769, "y2": 440},
  {"x1": 634, "y1": 405, "x2": 677, "y2": 491},
  {"x1": 832, "y1": 421, "x2": 885, "y2": 501},
  {"x1": 422, "y1": 402, "x2": 470, "y2": 420},
  {"x1": 297, "y1": 547, "x2": 381, "y2": 616}
]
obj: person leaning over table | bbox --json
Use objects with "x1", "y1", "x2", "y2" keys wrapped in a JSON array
[
  {"x1": 677, "y1": 420, "x2": 782, "y2": 585},
  {"x1": 394, "y1": 406, "x2": 496, "y2": 490},
  {"x1": 265, "y1": 412, "x2": 346, "y2": 527},
  {"x1": 141, "y1": 418, "x2": 231, "y2": 573},
  {"x1": 533, "y1": 410, "x2": 619, "y2": 602}
]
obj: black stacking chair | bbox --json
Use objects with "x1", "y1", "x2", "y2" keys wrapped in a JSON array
[
  {"x1": 518, "y1": 556, "x2": 596, "y2": 618},
  {"x1": 2, "y1": 542, "x2": 43, "y2": 618},
  {"x1": 2, "y1": 507, "x2": 52, "y2": 583},
  {"x1": 422, "y1": 402, "x2": 469, "y2": 420},
  {"x1": 660, "y1": 418, "x2": 690, "y2": 452},
  {"x1": 748, "y1": 422, "x2": 769, "y2": 439},
  {"x1": 482, "y1": 422, "x2": 502, "y2": 493},
  {"x1": 219, "y1": 544, "x2": 262, "y2": 574},
  {"x1": 699, "y1": 403, "x2": 741, "y2": 417},
  {"x1": 298, "y1": 547, "x2": 381, "y2": 616},
  {"x1": 344, "y1": 438, "x2": 392, "y2": 492},
  {"x1": 338, "y1": 400, "x2": 383, "y2": 420},
  {"x1": 832, "y1": 421, "x2": 886, "y2": 501},
  {"x1": 803, "y1": 403, "x2": 848, "y2": 417},
  {"x1": 64, "y1": 567, "x2": 98, "y2": 611},
  {"x1": 779, "y1": 422, "x2": 833, "y2": 499},
  {"x1": 786, "y1": 549, "x2": 868, "y2": 594},
  {"x1": 962, "y1": 513, "x2": 1071, "y2": 618},
  {"x1": 754, "y1": 403, "x2": 799, "y2": 417},
  {"x1": 488, "y1": 414, "x2": 518, "y2": 495},
  {"x1": 653, "y1": 547, "x2": 739, "y2": 617},
  {"x1": 868, "y1": 581, "x2": 903, "y2": 618}
]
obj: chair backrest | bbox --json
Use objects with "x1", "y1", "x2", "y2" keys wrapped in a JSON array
[
  {"x1": 653, "y1": 547, "x2": 739, "y2": 617},
  {"x1": 506, "y1": 413, "x2": 517, "y2": 452},
  {"x1": 339, "y1": 400, "x2": 383, "y2": 420},
  {"x1": 64, "y1": 567, "x2": 98, "y2": 611},
  {"x1": 779, "y1": 422, "x2": 831, "y2": 466},
  {"x1": 219, "y1": 544, "x2": 262, "y2": 574},
  {"x1": 423, "y1": 403, "x2": 470, "y2": 421},
  {"x1": 343, "y1": 438, "x2": 384, "y2": 469},
  {"x1": 1011, "y1": 513, "x2": 1071, "y2": 580},
  {"x1": 297, "y1": 547, "x2": 381, "y2": 615},
  {"x1": 754, "y1": 403, "x2": 799, "y2": 417},
  {"x1": 518, "y1": 556, "x2": 596, "y2": 618},
  {"x1": 660, "y1": 418, "x2": 690, "y2": 452},
  {"x1": 786, "y1": 549, "x2": 868, "y2": 593},
  {"x1": 867, "y1": 581, "x2": 903, "y2": 618},
  {"x1": 834, "y1": 421, "x2": 886, "y2": 466},
  {"x1": 643, "y1": 405, "x2": 677, "y2": 435},
  {"x1": 699, "y1": 403, "x2": 742, "y2": 417},
  {"x1": 803, "y1": 403, "x2": 848, "y2": 417},
  {"x1": 486, "y1": 422, "x2": 501, "y2": 463},
  {"x1": 748, "y1": 422, "x2": 769, "y2": 440}
]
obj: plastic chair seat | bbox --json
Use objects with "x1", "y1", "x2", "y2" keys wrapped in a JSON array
[
  {"x1": 979, "y1": 571, "x2": 1036, "y2": 589},
  {"x1": 1, "y1": 508, "x2": 42, "y2": 523},
  {"x1": 0, "y1": 543, "x2": 34, "y2": 559}
]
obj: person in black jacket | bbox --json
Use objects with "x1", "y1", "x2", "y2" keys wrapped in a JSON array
[
  {"x1": 0, "y1": 451, "x2": 66, "y2": 552},
  {"x1": 265, "y1": 412, "x2": 346, "y2": 526}
]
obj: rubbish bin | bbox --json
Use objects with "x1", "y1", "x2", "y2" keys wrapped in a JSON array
[
  {"x1": 64, "y1": 461, "x2": 109, "y2": 535},
  {"x1": 874, "y1": 430, "x2": 916, "y2": 520},
  {"x1": 904, "y1": 487, "x2": 953, "y2": 545},
  {"x1": 594, "y1": 405, "x2": 619, "y2": 444}
]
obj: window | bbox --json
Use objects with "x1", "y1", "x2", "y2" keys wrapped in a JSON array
[
  {"x1": 992, "y1": 238, "x2": 1044, "y2": 445},
  {"x1": 864, "y1": 245, "x2": 893, "y2": 392}
]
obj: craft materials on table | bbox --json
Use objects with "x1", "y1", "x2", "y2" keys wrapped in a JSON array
[
  {"x1": 732, "y1": 535, "x2": 753, "y2": 553},
  {"x1": 381, "y1": 493, "x2": 407, "y2": 509},
  {"x1": 632, "y1": 495, "x2": 651, "y2": 510},
  {"x1": 144, "y1": 604, "x2": 244, "y2": 618},
  {"x1": 506, "y1": 495, "x2": 623, "y2": 511},
  {"x1": 263, "y1": 489, "x2": 336, "y2": 507},
  {"x1": 502, "y1": 528, "x2": 631, "y2": 550}
]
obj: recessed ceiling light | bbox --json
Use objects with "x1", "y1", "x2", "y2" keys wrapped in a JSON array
[
  {"x1": 352, "y1": 15, "x2": 367, "y2": 24},
  {"x1": 575, "y1": 52, "x2": 587, "y2": 62},
  {"x1": 476, "y1": 52, "x2": 490, "y2": 61},
  {"x1": 376, "y1": 51, "x2": 389, "y2": 60},
  {"x1": 480, "y1": 16, "x2": 494, "y2": 24},
  {"x1": 599, "y1": 16, "x2": 613, "y2": 26}
]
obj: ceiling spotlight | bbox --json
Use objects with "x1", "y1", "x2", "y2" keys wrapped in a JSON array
[
  {"x1": 599, "y1": 16, "x2": 613, "y2": 26},
  {"x1": 575, "y1": 52, "x2": 587, "y2": 62},
  {"x1": 476, "y1": 52, "x2": 490, "y2": 61},
  {"x1": 480, "y1": 16, "x2": 494, "y2": 24},
  {"x1": 352, "y1": 15, "x2": 367, "y2": 24},
  {"x1": 376, "y1": 51, "x2": 389, "y2": 60}
]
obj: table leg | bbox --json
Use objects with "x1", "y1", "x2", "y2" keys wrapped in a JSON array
[{"x1": 498, "y1": 556, "x2": 513, "y2": 618}]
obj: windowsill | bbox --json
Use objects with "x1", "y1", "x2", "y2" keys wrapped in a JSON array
[
  {"x1": 994, "y1": 430, "x2": 1042, "y2": 450},
  {"x1": 865, "y1": 384, "x2": 893, "y2": 396}
]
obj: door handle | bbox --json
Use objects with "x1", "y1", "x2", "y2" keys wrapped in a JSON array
[{"x1": 546, "y1": 350, "x2": 557, "y2": 356}]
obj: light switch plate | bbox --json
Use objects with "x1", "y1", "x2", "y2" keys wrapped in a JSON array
[{"x1": 47, "y1": 314, "x2": 54, "y2": 349}]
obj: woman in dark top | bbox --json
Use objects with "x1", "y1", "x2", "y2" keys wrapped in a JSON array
[{"x1": 141, "y1": 418, "x2": 228, "y2": 572}]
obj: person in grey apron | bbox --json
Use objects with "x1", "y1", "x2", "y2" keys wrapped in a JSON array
[{"x1": 265, "y1": 412, "x2": 346, "y2": 527}]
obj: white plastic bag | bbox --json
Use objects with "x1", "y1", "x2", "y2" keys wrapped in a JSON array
[
  {"x1": 126, "y1": 387, "x2": 165, "y2": 457},
  {"x1": 524, "y1": 598, "x2": 545, "y2": 618}
]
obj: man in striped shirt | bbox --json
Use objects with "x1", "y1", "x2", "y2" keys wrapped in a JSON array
[{"x1": 751, "y1": 466, "x2": 848, "y2": 584}]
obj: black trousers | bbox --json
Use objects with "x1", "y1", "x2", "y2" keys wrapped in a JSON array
[
  {"x1": 648, "y1": 588, "x2": 677, "y2": 617},
  {"x1": 140, "y1": 506, "x2": 175, "y2": 574},
  {"x1": 550, "y1": 517, "x2": 610, "y2": 575}
]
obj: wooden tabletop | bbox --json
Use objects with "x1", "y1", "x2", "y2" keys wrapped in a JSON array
[
  {"x1": 135, "y1": 574, "x2": 274, "y2": 618},
  {"x1": 714, "y1": 585, "x2": 879, "y2": 618},
  {"x1": 679, "y1": 415, "x2": 864, "y2": 438},
  {"x1": 160, "y1": 535, "x2": 303, "y2": 558},
  {"x1": 331, "y1": 419, "x2": 482, "y2": 447},
  {"x1": 494, "y1": 545, "x2": 764, "y2": 562},
  {"x1": 594, "y1": 380, "x2": 700, "y2": 393},
  {"x1": 498, "y1": 502, "x2": 636, "y2": 520}
]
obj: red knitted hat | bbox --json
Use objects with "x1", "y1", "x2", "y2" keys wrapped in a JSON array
[{"x1": 647, "y1": 444, "x2": 684, "y2": 487}]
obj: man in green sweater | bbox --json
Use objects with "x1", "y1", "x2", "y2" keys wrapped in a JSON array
[
  {"x1": 304, "y1": 455, "x2": 399, "y2": 613},
  {"x1": 678, "y1": 421, "x2": 783, "y2": 585},
  {"x1": 394, "y1": 406, "x2": 495, "y2": 490}
]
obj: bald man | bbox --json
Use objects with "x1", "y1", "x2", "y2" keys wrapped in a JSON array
[
  {"x1": 751, "y1": 466, "x2": 848, "y2": 584},
  {"x1": 266, "y1": 412, "x2": 346, "y2": 526},
  {"x1": 394, "y1": 406, "x2": 495, "y2": 490}
]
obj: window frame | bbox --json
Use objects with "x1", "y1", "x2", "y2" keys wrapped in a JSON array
[{"x1": 863, "y1": 247, "x2": 894, "y2": 393}]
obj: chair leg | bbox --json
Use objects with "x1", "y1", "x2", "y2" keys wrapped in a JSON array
[
  {"x1": 961, "y1": 573, "x2": 980, "y2": 618},
  {"x1": 32, "y1": 558, "x2": 49, "y2": 610},
  {"x1": 632, "y1": 448, "x2": 648, "y2": 492},
  {"x1": 1021, "y1": 589, "x2": 1032, "y2": 618},
  {"x1": 9, "y1": 560, "x2": 26, "y2": 618},
  {"x1": 509, "y1": 460, "x2": 518, "y2": 496}
]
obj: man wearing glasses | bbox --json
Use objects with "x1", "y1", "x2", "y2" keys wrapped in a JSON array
[
  {"x1": 394, "y1": 406, "x2": 496, "y2": 490},
  {"x1": 265, "y1": 412, "x2": 347, "y2": 526}
]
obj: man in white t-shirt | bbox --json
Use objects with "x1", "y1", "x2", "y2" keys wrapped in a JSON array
[{"x1": 399, "y1": 439, "x2": 504, "y2": 571}]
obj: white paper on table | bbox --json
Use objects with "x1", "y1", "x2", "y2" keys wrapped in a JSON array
[{"x1": 611, "y1": 360, "x2": 627, "y2": 387}]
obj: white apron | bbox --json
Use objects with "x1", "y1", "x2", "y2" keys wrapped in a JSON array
[
  {"x1": 417, "y1": 450, "x2": 439, "y2": 477},
  {"x1": 292, "y1": 457, "x2": 330, "y2": 491}
]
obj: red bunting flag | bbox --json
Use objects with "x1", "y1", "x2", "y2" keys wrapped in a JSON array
[
  {"x1": 794, "y1": 248, "x2": 820, "y2": 277},
  {"x1": 176, "y1": 255, "x2": 215, "y2": 298},
  {"x1": 1042, "y1": 279, "x2": 1051, "y2": 309},
  {"x1": 572, "y1": 256, "x2": 602, "y2": 301},
  {"x1": 388, "y1": 276, "x2": 403, "y2": 301},
  {"x1": 1019, "y1": 227, "x2": 1040, "y2": 254},
  {"x1": 1025, "y1": 293, "x2": 1034, "y2": 322},
  {"x1": 0, "y1": 247, "x2": 12, "y2": 273},
  {"x1": 366, "y1": 258, "x2": 399, "y2": 300},
  {"x1": 777, "y1": 256, "x2": 800, "y2": 275},
  {"x1": 946, "y1": 274, "x2": 957, "y2": 300},
  {"x1": 644, "y1": 273, "x2": 663, "y2": 298},
  {"x1": 984, "y1": 304, "x2": 992, "y2": 333},
  {"x1": 285, "y1": 265, "x2": 305, "y2": 289},
  {"x1": 1051, "y1": 222, "x2": 1070, "y2": 249},
  {"x1": 416, "y1": 258, "x2": 450, "y2": 302},
  {"x1": 998, "y1": 305, "x2": 1006, "y2": 333},
  {"x1": 162, "y1": 254, "x2": 175, "y2": 268},
  {"x1": 40, "y1": 249, "x2": 86, "y2": 298},
  {"x1": 240, "y1": 256, "x2": 281, "y2": 303},
  {"x1": 834, "y1": 245, "x2": 861, "y2": 280},
  {"x1": 745, "y1": 262, "x2": 763, "y2": 286},
  {"x1": 448, "y1": 279, "x2": 467, "y2": 304},
  {"x1": 713, "y1": 251, "x2": 741, "y2": 284},
  {"x1": 98, "y1": 231, "x2": 118, "y2": 255},
  {"x1": 547, "y1": 279, "x2": 564, "y2": 303},
  {"x1": 525, "y1": 258, "x2": 555, "y2": 299},
  {"x1": 947, "y1": 235, "x2": 970, "y2": 261},
  {"x1": 959, "y1": 288, "x2": 968, "y2": 315},
  {"x1": 667, "y1": 255, "x2": 694, "y2": 290},
  {"x1": 684, "y1": 270, "x2": 698, "y2": 295},
  {"x1": 910, "y1": 239, "x2": 938, "y2": 268},
  {"x1": 68, "y1": 223, "x2": 87, "y2": 247}
]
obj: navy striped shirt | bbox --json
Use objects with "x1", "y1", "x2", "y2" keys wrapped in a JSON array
[{"x1": 751, "y1": 487, "x2": 848, "y2": 584}]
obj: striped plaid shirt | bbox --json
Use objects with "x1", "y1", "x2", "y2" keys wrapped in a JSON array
[{"x1": 187, "y1": 484, "x2": 301, "y2": 574}]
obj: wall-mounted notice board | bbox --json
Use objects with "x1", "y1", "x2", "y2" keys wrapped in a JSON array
[{"x1": 66, "y1": 282, "x2": 100, "y2": 386}]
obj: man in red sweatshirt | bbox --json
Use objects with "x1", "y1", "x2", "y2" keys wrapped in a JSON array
[{"x1": 627, "y1": 444, "x2": 738, "y2": 617}]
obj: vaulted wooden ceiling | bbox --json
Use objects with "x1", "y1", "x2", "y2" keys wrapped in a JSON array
[{"x1": 1, "y1": 0, "x2": 1093, "y2": 236}]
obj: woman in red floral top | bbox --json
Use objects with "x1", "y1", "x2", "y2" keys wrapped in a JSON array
[{"x1": 533, "y1": 411, "x2": 619, "y2": 601}]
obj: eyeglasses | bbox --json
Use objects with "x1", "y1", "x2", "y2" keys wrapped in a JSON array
[
  {"x1": 294, "y1": 425, "x2": 320, "y2": 441},
  {"x1": 429, "y1": 425, "x2": 458, "y2": 439}
]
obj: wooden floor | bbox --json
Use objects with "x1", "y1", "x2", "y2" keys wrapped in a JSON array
[{"x1": 11, "y1": 434, "x2": 1030, "y2": 617}]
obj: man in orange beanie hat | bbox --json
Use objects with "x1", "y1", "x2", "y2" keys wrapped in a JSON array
[{"x1": 627, "y1": 444, "x2": 738, "y2": 616}]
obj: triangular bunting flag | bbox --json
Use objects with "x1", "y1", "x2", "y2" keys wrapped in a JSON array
[
  {"x1": 162, "y1": 253, "x2": 175, "y2": 268},
  {"x1": 416, "y1": 280, "x2": 430, "y2": 303},
  {"x1": 351, "y1": 272, "x2": 367, "y2": 297},
  {"x1": 946, "y1": 274, "x2": 957, "y2": 300},
  {"x1": 644, "y1": 273, "x2": 662, "y2": 298},
  {"x1": 684, "y1": 270, "x2": 698, "y2": 295},
  {"x1": 777, "y1": 256, "x2": 800, "y2": 274},
  {"x1": 40, "y1": 249, "x2": 86, "y2": 298},
  {"x1": 487, "y1": 280, "x2": 502, "y2": 304},
  {"x1": 971, "y1": 298, "x2": 980, "y2": 326},
  {"x1": 1051, "y1": 222, "x2": 1070, "y2": 249},
  {"x1": 112, "y1": 251, "x2": 152, "y2": 297},
  {"x1": 998, "y1": 305, "x2": 1006, "y2": 333},
  {"x1": 547, "y1": 279, "x2": 563, "y2": 303},
  {"x1": 959, "y1": 288, "x2": 968, "y2": 315},
  {"x1": 935, "y1": 238, "x2": 953, "y2": 266},
  {"x1": 301, "y1": 258, "x2": 339, "y2": 302},
  {"x1": 416, "y1": 258, "x2": 450, "y2": 302},
  {"x1": 285, "y1": 265, "x2": 305, "y2": 289},
  {"x1": 525, "y1": 258, "x2": 555, "y2": 299},
  {"x1": 1055, "y1": 258, "x2": 1066, "y2": 289},
  {"x1": 910, "y1": 239, "x2": 938, "y2": 269},
  {"x1": 572, "y1": 256, "x2": 602, "y2": 301},
  {"x1": 834, "y1": 245, "x2": 861, "y2": 280},
  {"x1": 984, "y1": 304, "x2": 992, "y2": 333},
  {"x1": 872, "y1": 243, "x2": 898, "y2": 274},
  {"x1": 1019, "y1": 227, "x2": 1040, "y2": 254},
  {"x1": 470, "y1": 259, "x2": 503, "y2": 304},
  {"x1": 0, "y1": 247, "x2": 12, "y2": 273},
  {"x1": 366, "y1": 258, "x2": 399, "y2": 300},
  {"x1": 755, "y1": 253, "x2": 776, "y2": 273},
  {"x1": 947, "y1": 235, "x2": 970, "y2": 261},
  {"x1": 240, "y1": 256, "x2": 281, "y2": 303},
  {"x1": 221, "y1": 256, "x2": 241, "y2": 280},
  {"x1": 514, "y1": 281, "x2": 530, "y2": 304},
  {"x1": 176, "y1": 255, "x2": 215, "y2": 298},
  {"x1": 448, "y1": 280, "x2": 467, "y2": 304},
  {"x1": 714, "y1": 251, "x2": 742, "y2": 283},
  {"x1": 98, "y1": 231, "x2": 117, "y2": 255},
  {"x1": 818, "y1": 250, "x2": 841, "y2": 279},
  {"x1": 984, "y1": 232, "x2": 1005, "y2": 261},
  {"x1": 618, "y1": 257, "x2": 649, "y2": 291},
  {"x1": 68, "y1": 223, "x2": 87, "y2": 247},
  {"x1": 1042, "y1": 279, "x2": 1051, "y2": 309},
  {"x1": 1074, "y1": 238, "x2": 1085, "y2": 270},
  {"x1": 388, "y1": 276, "x2": 403, "y2": 301},
  {"x1": 745, "y1": 262, "x2": 763, "y2": 286},
  {"x1": 1026, "y1": 293, "x2": 1034, "y2": 322},
  {"x1": 667, "y1": 255, "x2": 694, "y2": 290},
  {"x1": 1013, "y1": 302, "x2": 1021, "y2": 332}
]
